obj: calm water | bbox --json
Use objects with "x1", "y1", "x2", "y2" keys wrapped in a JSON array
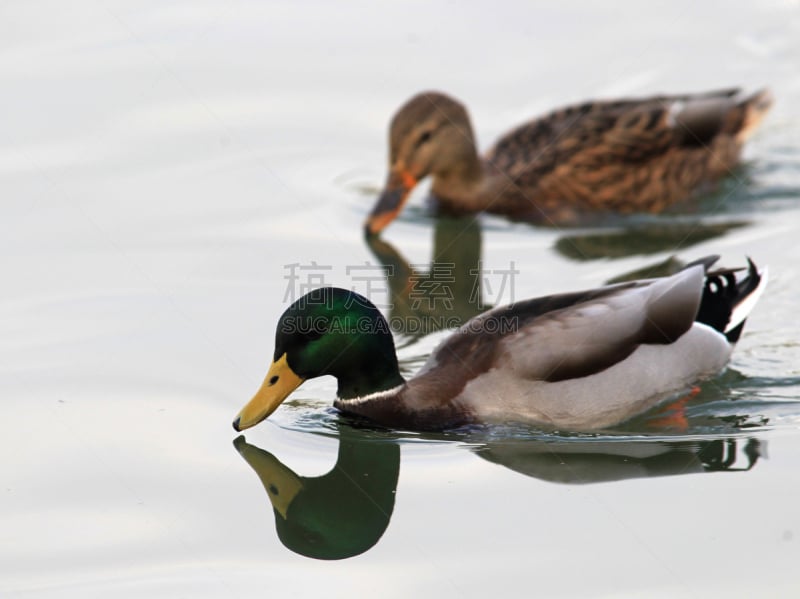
[{"x1": 3, "y1": 1, "x2": 800, "y2": 597}]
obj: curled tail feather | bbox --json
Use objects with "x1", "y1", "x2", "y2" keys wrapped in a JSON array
[
  {"x1": 694, "y1": 258, "x2": 767, "y2": 343},
  {"x1": 735, "y1": 88, "x2": 773, "y2": 143}
]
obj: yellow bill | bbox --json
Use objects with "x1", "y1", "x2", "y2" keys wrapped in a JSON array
[
  {"x1": 233, "y1": 353, "x2": 304, "y2": 431},
  {"x1": 234, "y1": 437, "x2": 304, "y2": 519}
]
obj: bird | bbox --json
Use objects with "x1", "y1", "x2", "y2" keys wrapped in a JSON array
[
  {"x1": 364, "y1": 89, "x2": 773, "y2": 235},
  {"x1": 233, "y1": 256, "x2": 766, "y2": 432}
]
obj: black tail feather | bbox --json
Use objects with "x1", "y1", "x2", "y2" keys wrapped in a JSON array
[{"x1": 694, "y1": 258, "x2": 762, "y2": 342}]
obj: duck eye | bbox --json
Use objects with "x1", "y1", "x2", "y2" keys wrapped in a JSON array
[{"x1": 416, "y1": 130, "x2": 433, "y2": 147}]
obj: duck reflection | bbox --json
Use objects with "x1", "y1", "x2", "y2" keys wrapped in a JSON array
[
  {"x1": 235, "y1": 427, "x2": 762, "y2": 560},
  {"x1": 474, "y1": 436, "x2": 762, "y2": 484},
  {"x1": 604, "y1": 255, "x2": 688, "y2": 284},
  {"x1": 554, "y1": 220, "x2": 749, "y2": 261},
  {"x1": 364, "y1": 216, "x2": 486, "y2": 339},
  {"x1": 233, "y1": 431, "x2": 400, "y2": 560},
  {"x1": 604, "y1": 252, "x2": 744, "y2": 284}
]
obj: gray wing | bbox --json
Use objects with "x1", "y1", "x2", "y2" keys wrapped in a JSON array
[
  {"x1": 489, "y1": 265, "x2": 706, "y2": 382},
  {"x1": 404, "y1": 266, "x2": 706, "y2": 424}
]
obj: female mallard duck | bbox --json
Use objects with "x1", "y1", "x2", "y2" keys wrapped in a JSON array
[
  {"x1": 365, "y1": 89, "x2": 773, "y2": 235},
  {"x1": 233, "y1": 257, "x2": 766, "y2": 432}
]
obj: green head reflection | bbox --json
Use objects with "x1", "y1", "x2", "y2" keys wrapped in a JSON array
[{"x1": 233, "y1": 433, "x2": 400, "y2": 560}]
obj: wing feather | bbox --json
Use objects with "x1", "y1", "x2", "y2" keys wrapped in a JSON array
[{"x1": 494, "y1": 265, "x2": 705, "y2": 382}]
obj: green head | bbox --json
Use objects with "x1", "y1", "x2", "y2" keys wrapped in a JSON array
[{"x1": 233, "y1": 288, "x2": 404, "y2": 431}]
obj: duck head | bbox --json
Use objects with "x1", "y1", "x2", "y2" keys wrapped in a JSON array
[
  {"x1": 365, "y1": 92, "x2": 480, "y2": 236},
  {"x1": 233, "y1": 288, "x2": 404, "y2": 430}
]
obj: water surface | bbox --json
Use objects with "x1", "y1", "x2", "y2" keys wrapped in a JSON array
[{"x1": 3, "y1": 1, "x2": 800, "y2": 597}]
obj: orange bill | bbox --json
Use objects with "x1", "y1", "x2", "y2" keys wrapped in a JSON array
[{"x1": 364, "y1": 168, "x2": 418, "y2": 236}]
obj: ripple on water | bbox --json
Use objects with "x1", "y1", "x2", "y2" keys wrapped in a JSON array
[{"x1": 264, "y1": 365, "x2": 800, "y2": 447}]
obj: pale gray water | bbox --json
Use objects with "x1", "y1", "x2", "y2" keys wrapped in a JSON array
[{"x1": 3, "y1": 1, "x2": 800, "y2": 597}]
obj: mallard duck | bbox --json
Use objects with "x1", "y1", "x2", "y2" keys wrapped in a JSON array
[
  {"x1": 233, "y1": 256, "x2": 766, "y2": 432},
  {"x1": 365, "y1": 89, "x2": 773, "y2": 235}
]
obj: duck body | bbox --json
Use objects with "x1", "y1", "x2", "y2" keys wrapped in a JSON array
[
  {"x1": 365, "y1": 89, "x2": 773, "y2": 234},
  {"x1": 234, "y1": 257, "x2": 766, "y2": 433}
]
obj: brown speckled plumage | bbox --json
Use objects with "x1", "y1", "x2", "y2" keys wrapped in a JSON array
[{"x1": 365, "y1": 89, "x2": 772, "y2": 234}]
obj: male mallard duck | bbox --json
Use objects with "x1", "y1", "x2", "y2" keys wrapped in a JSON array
[
  {"x1": 233, "y1": 257, "x2": 766, "y2": 432},
  {"x1": 365, "y1": 89, "x2": 773, "y2": 235}
]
